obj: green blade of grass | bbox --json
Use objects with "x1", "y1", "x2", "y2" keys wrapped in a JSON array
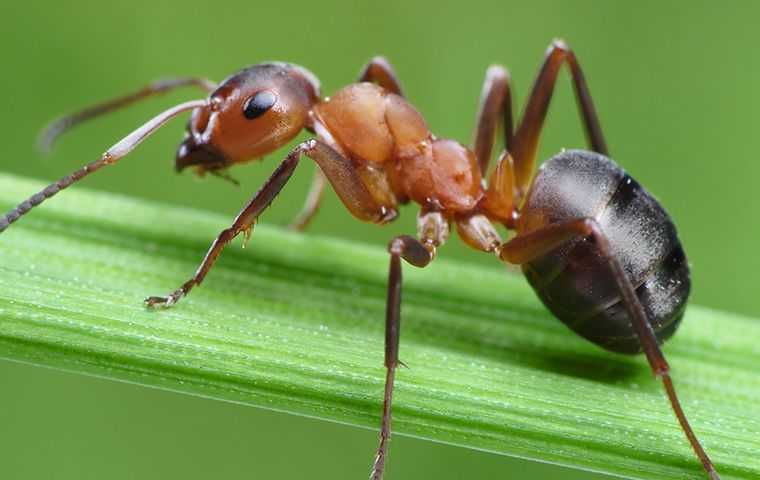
[{"x1": 0, "y1": 173, "x2": 757, "y2": 479}]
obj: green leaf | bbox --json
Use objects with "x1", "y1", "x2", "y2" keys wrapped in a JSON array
[{"x1": 0, "y1": 173, "x2": 757, "y2": 479}]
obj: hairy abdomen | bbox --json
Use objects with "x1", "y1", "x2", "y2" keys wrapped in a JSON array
[{"x1": 518, "y1": 150, "x2": 690, "y2": 354}]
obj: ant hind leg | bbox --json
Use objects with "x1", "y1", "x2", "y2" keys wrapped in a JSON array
[
  {"x1": 499, "y1": 218, "x2": 720, "y2": 480},
  {"x1": 511, "y1": 40, "x2": 609, "y2": 198}
]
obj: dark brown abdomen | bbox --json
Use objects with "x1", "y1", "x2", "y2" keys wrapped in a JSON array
[{"x1": 519, "y1": 150, "x2": 690, "y2": 354}]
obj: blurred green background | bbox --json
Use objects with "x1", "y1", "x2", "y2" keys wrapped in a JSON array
[{"x1": 1, "y1": 1, "x2": 757, "y2": 479}]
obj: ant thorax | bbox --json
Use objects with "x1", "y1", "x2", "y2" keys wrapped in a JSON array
[{"x1": 313, "y1": 82, "x2": 484, "y2": 217}]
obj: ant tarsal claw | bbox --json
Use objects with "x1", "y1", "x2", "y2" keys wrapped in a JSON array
[
  {"x1": 144, "y1": 296, "x2": 169, "y2": 308},
  {"x1": 144, "y1": 291, "x2": 184, "y2": 309}
]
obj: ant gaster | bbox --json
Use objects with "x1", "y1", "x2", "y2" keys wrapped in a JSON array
[{"x1": 1, "y1": 40, "x2": 720, "y2": 480}]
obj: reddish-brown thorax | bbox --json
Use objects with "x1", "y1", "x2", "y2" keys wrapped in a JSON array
[{"x1": 312, "y1": 82, "x2": 485, "y2": 217}]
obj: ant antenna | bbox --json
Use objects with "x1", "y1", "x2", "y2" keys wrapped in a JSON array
[
  {"x1": 1, "y1": 99, "x2": 208, "y2": 234},
  {"x1": 38, "y1": 77, "x2": 215, "y2": 152}
]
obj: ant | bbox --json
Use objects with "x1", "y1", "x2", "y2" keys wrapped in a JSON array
[{"x1": 1, "y1": 40, "x2": 720, "y2": 479}]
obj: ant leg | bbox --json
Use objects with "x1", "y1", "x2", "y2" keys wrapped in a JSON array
[
  {"x1": 500, "y1": 219, "x2": 720, "y2": 480},
  {"x1": 455, "y1": 213, "x2": 502, "y2": 252},
  {"x1": 371, "y1": 211, "x2": 448, "y2": 480},
  {"x1": 39, "y1": 77, "x2": 216, "y2": 151},
  {"x1": 1, "y1": 99, "x2": 207, "y2": 234},
  {"x1": 287, "y1": 167, "x2": 326, "y2": 231},
  {"x1": 145, "y1": 145, "x2": 303, "y2": 308},
  {"x1": 511, "y1": 40, "x2": 609, "y2": 197},
  {"x1": 359, "y1": 56, "x2": 405, "y2": 96},
  {"x1": 479, "y1": 148, "x2": 517, "y2": 226},
  {"x1": 288, "y1": 57, "x2": 406, "y2": 231},
  {"x1": 146, "y1": 139, "x2": 392, "y2": 308},
  {"x1": 473, "y1": 67, "x2": 517, "y2": 224},
  {"x1": 473, "y1": 65, "x2": 514, "y2": 175}
]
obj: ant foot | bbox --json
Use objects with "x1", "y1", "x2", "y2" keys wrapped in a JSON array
[
  {"x1": 287, "y1": 220, "x2": 307, "y2": 232},
  {"x1": 144, "y1": 289, "x2": 185, "y2": 309}
]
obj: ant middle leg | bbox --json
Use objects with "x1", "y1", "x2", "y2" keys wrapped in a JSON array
[
  {"x1": 499, "y1": 219, "x2": 720, "y2": 480},
  {"x1": 289, "y1": 57, "x2": 406, "y2": 232},
  {"x1": 472, "y1": 65, "x2": 514, "y2": 175},
  {"x1": 358, "y1": 56, "x2": 405, "y2": 96},
  {"x1": 287, "y1": 166, "x2": 326, "y2": 231},
  {"x1": 147, "y1": 139, "x2": 393, "y2": 308},
  {"x1": 511, "y1": 40, "x2": 609, "y2": 198},
  {"x1": 370, "y1": 210, "x2": 448, "y2": 480},
  {"x1": 470, "y1": 65, "x2": 518, "y2": 225}
]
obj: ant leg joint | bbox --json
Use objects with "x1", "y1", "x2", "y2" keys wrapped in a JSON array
[
  {"x1": 387, "y1": 235, "x2": 431, "y2": 267},
  {"x1": 388, "y1": 237, "x2": 405, "y2": 256},
  {"x1": 417, "y1": 210, "x2": 450, "y2": 252},
  {"x1": 301, "y1": 138, "x2": 318, "y2": 152},
  {"x1": 485, "y1": 64, "x2": 511, "y2": 82},
  {"x1": 550, "y1": 38, "x2": 570, "y2": 52},
  {"x1": 102, "y1": 152, "x2": 116, "y2": 165},
  {"x1": 369, "y1": 55, "x2": 390, "y2": 64}
]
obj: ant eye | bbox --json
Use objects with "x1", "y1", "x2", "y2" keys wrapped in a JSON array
[{"x1": 243, "y1": 91, "x2": 276, "y2": 119}]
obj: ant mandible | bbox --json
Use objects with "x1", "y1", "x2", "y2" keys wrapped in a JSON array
[{"x1": 0, "y1": 40, "x2": 720, "y2": 480}]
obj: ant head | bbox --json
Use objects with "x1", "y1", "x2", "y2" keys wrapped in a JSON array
[{"x1": 175, "y1": 63, "x2": 320, "y2": 174}]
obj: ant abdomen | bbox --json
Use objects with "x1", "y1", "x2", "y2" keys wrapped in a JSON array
[{"x1": 520, "y1": 150, "x2": 690, "y2": 353}]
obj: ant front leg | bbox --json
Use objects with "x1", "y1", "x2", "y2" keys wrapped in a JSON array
[
  {"x1": 499, "y1": 219, "x2": 721, "y2": 480},
  {"x1": 511, "y1": 40, "x2": 609, "y2": 198},
  {"x1": 145, "y1": 144, "x2": 304, "y2": 308},
  {"x1": 147, "y1": 139, "x2": 391, "y2": 308},
  {"x1": 288, "y1": 57, "x2": 406, "y2": 232},
  {"x1": 370, "y1": 211, "x2": 448, "y2": 480}
]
